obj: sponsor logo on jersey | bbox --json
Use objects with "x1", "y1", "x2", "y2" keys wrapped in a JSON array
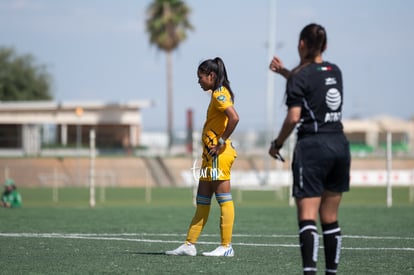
[
  {"x1": 326, "y1": 88, "x2": 341, "y2": 110},
  {"x1": 325, "y1": 88, "x2": 342, "y2": 122},
  {"x1": 325, "y1": 77, "x2": 337, "y2": 85},
  {"x1": 324, "y1": 112, "x2": 342, "y2": 122}
]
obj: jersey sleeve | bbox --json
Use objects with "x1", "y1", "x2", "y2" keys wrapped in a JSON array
[
  {"x1": 212, "y1": 90, "x2": 233, "y2": 112},
  {"x1": 286, "y1": 71, "x2": 307, "y2": 107}
]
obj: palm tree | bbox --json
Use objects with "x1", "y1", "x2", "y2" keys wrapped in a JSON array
[{"x1": 146, "y1": 0, "x2": 193, "y2": 153}]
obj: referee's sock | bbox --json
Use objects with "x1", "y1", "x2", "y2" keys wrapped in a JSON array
[
  {"x1": 299, "y1": 220, "x2": 319, "y2": 275},
  {"x1": 322, "y1": 221, "x2": 342, "y2": 275}
]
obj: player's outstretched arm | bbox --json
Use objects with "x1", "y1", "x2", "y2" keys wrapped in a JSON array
[{"x1": 269, "y1": 56, "x2": 291, "y2": 79}]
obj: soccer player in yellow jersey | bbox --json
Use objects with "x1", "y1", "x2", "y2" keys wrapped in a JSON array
[{"x1": 166, "y1": 57, "x2": 239, "y2": 257}]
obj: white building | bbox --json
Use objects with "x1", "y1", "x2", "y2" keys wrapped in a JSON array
[{"x1": 0, "y1": 100, "x2": 153, "y2": 155}]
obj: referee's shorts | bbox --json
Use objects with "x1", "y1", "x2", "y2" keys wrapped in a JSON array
[
  {"x1": 200, "y1": 141, "x2": 237, "y2": 182},
  {"x1": 292, "y1": 133, "x2": 351, "y2": 198}
]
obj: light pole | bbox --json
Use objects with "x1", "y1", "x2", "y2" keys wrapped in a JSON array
[
  {"x1": 89, "y1": 128, "x2": 96, "y2": 208},
  {"x1": 75, "y1": 107, "x2": 83, "y2": 185},
  {"x1": 263, "y1": 0, "x2": 277, "y2": 185}
]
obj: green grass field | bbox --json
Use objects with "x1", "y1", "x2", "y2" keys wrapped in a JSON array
[{"x1": 1, "y1": 187, "x2": 413, "y2": 274}]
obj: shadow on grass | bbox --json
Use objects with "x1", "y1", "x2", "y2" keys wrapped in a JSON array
[{"x1": 126, "y1": 251, "x2": 166, "y2": 256}]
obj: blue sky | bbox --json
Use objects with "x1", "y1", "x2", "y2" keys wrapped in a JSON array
[{"x1": 1, "y1": 0, "x2": 413, "y2": 132}]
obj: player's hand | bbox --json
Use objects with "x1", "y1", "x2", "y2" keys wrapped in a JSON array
[
  {"x1": 268, "y1": 146, "x2": 285, "y2": 162},
  {"x1": 269, "y1": 56, "x2": 285, "y2": 73},
  {"x1": 208, "y1": 144, "x2": 224, "y2": 156}
]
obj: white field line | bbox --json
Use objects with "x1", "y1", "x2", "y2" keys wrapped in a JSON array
[
  {"x1": 2, "y1": 232, "x2": 411, "y2": 240},
  {"x1": 0, "y1": 232, "x2": 413, "y2": 252}
]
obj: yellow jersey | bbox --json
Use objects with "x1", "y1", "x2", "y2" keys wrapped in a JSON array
[{"x1": 202, "y1": 86, "x2": 233, "y2": 147}]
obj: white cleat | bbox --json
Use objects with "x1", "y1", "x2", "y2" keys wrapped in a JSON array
[
  {"x1": 202, "y1": 245, "x2": 234, "y2": 257},
  {"x1": 165, "y1": 243, "x2": 197, "y2": 256}
]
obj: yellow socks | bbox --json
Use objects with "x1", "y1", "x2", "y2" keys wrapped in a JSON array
[
  {"x1": 185, "y1": 193, "x2": 234, "y2": 246},
  {"x1": 216, "y1": 193, "x2": 235, "y2": 246},
  {"x1": 186, "y1": 195, "x2": 211, "y2": 244}
]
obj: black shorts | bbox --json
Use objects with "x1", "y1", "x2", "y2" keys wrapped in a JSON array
[{"x1": 292, "y1": 133, "x2": 351, "y2": 198}]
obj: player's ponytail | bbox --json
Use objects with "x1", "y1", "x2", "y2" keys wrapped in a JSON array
[
  {"x1": 198, "y1": 57, "x2": 234, "y2": 102},
  {"x1": 214, "y1": 57, "x2": 234, "y2": 102}
]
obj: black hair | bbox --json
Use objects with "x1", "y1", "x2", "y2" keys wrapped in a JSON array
[
  {"x1": 291, "y1": 23, "x2": 327, "y2": 76},
  {"x1": 198, "y1": 57, "x2": 234, "y2": 102},
  {"x1": 300, "y1": 23, "x2": 327, "y2": 62}
]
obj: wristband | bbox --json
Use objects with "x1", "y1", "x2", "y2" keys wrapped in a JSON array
[{"x1": 218, "y1": 137, "x2": 225, "y2": 146}]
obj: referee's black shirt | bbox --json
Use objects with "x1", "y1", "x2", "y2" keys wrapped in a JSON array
[{"x1": 286, "y1": 61, "x2": 344, "y2": 138}]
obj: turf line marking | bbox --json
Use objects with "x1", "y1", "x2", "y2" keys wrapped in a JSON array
[
  {"x1": 1, "y1": 233, "x2": 413, "y2": 251},
  {"x1": 10, "y1": 232, "x2": 410, "y2": 240},
  {"x1": 343, "y1": 235, "x2": 414, "y2": 240},
  {"x1": 1, "y1": 232, "x2": 414, "y2": 240}
]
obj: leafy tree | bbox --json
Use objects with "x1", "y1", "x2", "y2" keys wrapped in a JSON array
[
  {"x1": 146, "y1": 0, "x2": 193, "y2": 152},
  {"x1": 0, "y1": 47, "x2": 52, "y2": 101}
]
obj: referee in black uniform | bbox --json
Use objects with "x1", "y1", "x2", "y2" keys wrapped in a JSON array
[{"x1": 268, "y1": 23, "x2": 351, "y2": 275}]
